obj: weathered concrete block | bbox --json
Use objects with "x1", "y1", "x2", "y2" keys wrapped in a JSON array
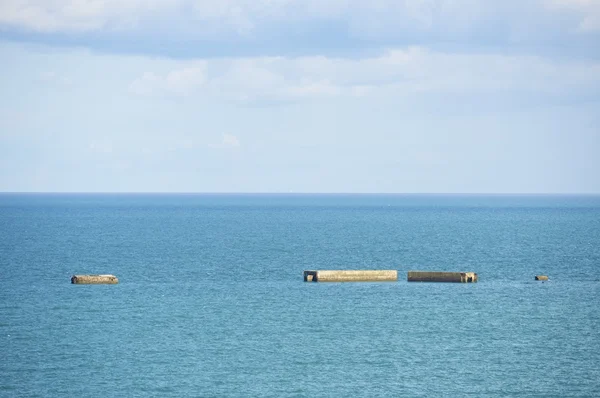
[
  {"x1": 407, "y1": 271, "x2": 478, "y2": 283},
  {"x1": 304, "y1": 270, "x2": 397, "y2": 282},
  {"x1": 71, "y1": 274, "x2": 119, "y2": 284}
]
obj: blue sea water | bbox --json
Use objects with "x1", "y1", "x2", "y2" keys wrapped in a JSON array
[{"x1": 1, "y1": 193, "x2": 599, "y2": 397}]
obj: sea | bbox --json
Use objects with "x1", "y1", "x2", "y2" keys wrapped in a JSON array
[{"x1": 1, "y1": 193, "x2": 599, "y2": 397}]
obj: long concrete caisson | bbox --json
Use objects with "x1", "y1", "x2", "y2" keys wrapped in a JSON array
[
  {"x1": 71, "y1": 274, "x2": 119, "y2": 284},
  {"x1": 407, "y1": 271, "x2": 478, "y2": 283},
  {"x1": 304, "y1": 270, "x2": 398, "y2": 282}
]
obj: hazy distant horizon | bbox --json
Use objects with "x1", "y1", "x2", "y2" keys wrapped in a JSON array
[{"x1": 2, "y1": 191, "x2": 599, "y2": 196}]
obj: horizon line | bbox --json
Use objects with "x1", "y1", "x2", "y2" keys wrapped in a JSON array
[{"x1": 1, "y1": 191, "x2": 599, "y2": 196}]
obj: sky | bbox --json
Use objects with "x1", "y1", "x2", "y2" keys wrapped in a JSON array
[{"x1": 0, "y1": 0, "x2": 599, "y2": 193}]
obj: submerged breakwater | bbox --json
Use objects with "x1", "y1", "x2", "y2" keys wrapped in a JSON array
[{"x1": 303, "y1": 270, "x2": 398, "y2": 282}]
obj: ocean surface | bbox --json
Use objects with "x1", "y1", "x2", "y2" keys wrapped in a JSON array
[{"x1": 1, "y1": 193, "x2": 599, "y2": 397}]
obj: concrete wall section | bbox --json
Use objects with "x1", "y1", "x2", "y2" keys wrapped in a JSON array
[
  {"x1": 71, "y1": 274, "x2": 119, "y2": 284},
  {"x1": 407, "y1": 271, "x2": 478, "y2": 283},
  {"x1": 304, "y1": 270, "x2": 398, "y2": 282}
]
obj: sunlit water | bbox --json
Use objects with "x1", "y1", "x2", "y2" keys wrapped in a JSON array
[{"x1": 1, "y1": 194, "x2": 599, "y2": 397}]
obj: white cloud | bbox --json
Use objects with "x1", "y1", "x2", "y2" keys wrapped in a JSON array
[
  {"x1": 546, "y1": 0, "x2": 600, "y2": 31},
  {"x1": 285, "y1": 79, "x2": 340, "y2": 97},
  {"x1": 0, "y1": 0, "x2": 304, "y2": 33},
  {"x1": 1, "y1": 0, "x2": 598, "y2": 39},
  {"x1": 222, "y1": 133, "x2": 240, "y2": 147},
  {"x1": 128, "y1": 47, "x2": 600, "y2": 103},
  {"x1": 164, "y1": 66, "x2": 207, "y2": 94},
  {"x1": 129, "y1": 71, "x2": 160, "y2": 95},
  {"x1": 130, "y1": 56, "x2": 348, "y2": 101},
  {"x1": 1, "y1": 0, "x2": 128, "y2": 32},
  {"x1": 129, "y1": 63, "x2": 206, "y2": 95},
  {"x1": 209, "y1": 133, "x2": 241, "y2": 149},
  {"x1": 39, "y1": 71, "x2": 72, "y2": 85}
]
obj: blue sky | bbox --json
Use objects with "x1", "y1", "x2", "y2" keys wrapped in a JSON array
[{"x1": 0, "y1": 0, "x2": 599, "y2": 193}]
